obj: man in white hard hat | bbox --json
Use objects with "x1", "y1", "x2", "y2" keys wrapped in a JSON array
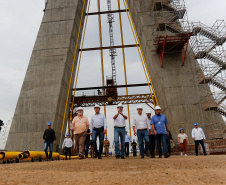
[
  {"x1": 146, "y1": 110, "x2": 156, "y2": 158},
  {"x1": 113, "y1": 103, "x2": 128, "y2": 159},
  {"x1": 151, "y1": 106, "x2": 170, "y2": 158},
  {"x1": 71, "y1": 107, "x2": 89, "y2": 160},
  {"x1": 192, "y1": 122, "x2": 207, "y2": 156},
  {"x1": 90, "y1": 104, "x2": 107, "y2": 159},
  {"x1": 133, "y1": 105, "x2": 150, "y2": 159}
]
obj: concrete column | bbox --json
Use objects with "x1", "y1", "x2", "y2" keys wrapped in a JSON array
[
  {"x1": 127, "y1": 0, "x2": 225, "y2": 142},
  {"x1": 6, "y1": 0, "x2": 88, "y2": 151}
]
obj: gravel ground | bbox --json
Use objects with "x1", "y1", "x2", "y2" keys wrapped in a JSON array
[{"x1": 0, "y1": 155, "x2": 226, "y2": 185}]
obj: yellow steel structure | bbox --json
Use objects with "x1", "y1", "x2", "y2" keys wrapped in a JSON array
[
  {"x1": 117, "y1": 0, "x2": 132, "y2": 137},
  {"x1": 123, "y1": 0, "x2": 159, "y2": 106},
  {"x1": 59, "y1": 0, "x2": 159, "y2": 143},
  {"x1": 61, "y1": 0, "x2": 87, "y2": 145}
]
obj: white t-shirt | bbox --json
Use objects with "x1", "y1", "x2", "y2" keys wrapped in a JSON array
[{"x1": 178, "y1": 133, "x2": 188, "y2": 143}]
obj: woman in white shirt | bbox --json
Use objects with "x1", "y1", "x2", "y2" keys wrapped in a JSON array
[{"x1": 178, "y1": 128, "x2": 189, "y2": 156}]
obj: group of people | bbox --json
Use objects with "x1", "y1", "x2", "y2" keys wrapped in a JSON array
[{"x1": 43, "y1": 103, "x2": 208, "y2": 160}]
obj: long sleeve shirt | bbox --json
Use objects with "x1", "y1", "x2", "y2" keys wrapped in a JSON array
[
  {"x1": 192, "y1": 127, "x2": 206, "y2": 140},
  {"x1": 125, "y1": 134, "x2": 131, "y2": 143},
  {"x1": 133, "y1": 114, "x2": 150, "y2": 130},
  {"x1": 62, "y1": 138, "x2": 73, "y2": 148},
  {"x1": 43, "y1": 129, "x2": 56, "y2": 142},
  {"x1": 90, "y1": 113, "x2": 107, "y2": 133}
]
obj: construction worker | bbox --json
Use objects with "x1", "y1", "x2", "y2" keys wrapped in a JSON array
[
  {"x1": 166, "y1": 131, "x2": 174, "y2": 154},
  {"x1": 71, "y1": 107, "x2": 89, "y2": 160},
  {"x1": 151, "y1": 106, "x2": 170, "y2": 158},
  {"x1": 43, "y1": 122, "x2": 56, "y2": 161},
  {"x1": 89, "y1": 140, "x2": 95, "y2": 158},
  {"x1": 62, "y1": 133, "x2": 73, "y2": 160},
  {"x1": 90, "y1": 104, "x2": 107, "y2": 159},
  {"x1": 84, "y1": 129, "x2": 91, "y2": 158},
  {"x1": 133, "y1": 105, "x2": 150, "y2": 159},
  {"x1": 192, "y1": 123, "x2": 207, "y2": 156},
  {"x1": 113, "y1": 103, "x2": 128, "y2": 159},
  {"x1": 131, "y1": 139, "x2": 137, "y2": 157},
  {"x1": 125, "y1": 131, "x2": 131, "y2": 157},
  {"x1": 104, "y1": 137, "x2": 110, "y2": 157},
  {"x1": 146, "y1": 110, "x2": 156, "y2": 158}
]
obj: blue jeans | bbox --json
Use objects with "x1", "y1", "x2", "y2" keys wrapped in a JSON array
[
  {"x1": 92, "y1": 127, "x2": 104, "y2": 157},
  {"x1": 156, "y1": 134, "x2": 167, "y2": 156},
  {"x1": 133, "y1": 148, "x2": 137, "y2": 156},
  {"x1": 114, "y1": 127, "x2": 125, "y2": 157},
  {"x1": 195, "y1": 140, "x2": 206, "y2": 155},
  {"x1": 44, "y1": 141, "x2": 53, "y2": 159},
  {"x1": 137, "y1": 130, "x2": 149, "y2": 157}
]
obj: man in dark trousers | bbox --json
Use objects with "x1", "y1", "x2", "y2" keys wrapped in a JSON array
[
  {"x1": 166, "y1": 131, "x2": 173, "y2": 154},
  {"x1": 151, "y1": 106, "x2": 170, "y2": 158},
  {"x1": 146, "y1": 110, "x2": 156, "y2": 158},
  {"x1": 84, "y1": 129, "x2": 91, "y2": 158},
  {"x1": 131, "y1": 139, "x2": 137, "y2": 157},
  {"x1": 43, "y1": 122, "x2": 56, "y2": 161},
  {"x1": 125, "y1": 131, "x2": 131, "y2": 157}
]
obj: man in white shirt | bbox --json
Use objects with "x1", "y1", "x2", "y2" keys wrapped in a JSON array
[
  {"x1": 90, "y1": 104, "x2": 107, "y2": 159},
  {"x1": 191, "y1": 122, "x2": 207, "y2": 156},
  {"x1": 133, "y1": 105, "x2": 150, "y2": 159},
  {"x1": 113, "y1": 103, "x2": 128, "y2": 159}
]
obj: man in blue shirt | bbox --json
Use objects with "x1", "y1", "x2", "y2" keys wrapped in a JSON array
[
  {"x1": 151, "y1": 106, "x2": 170, "y2": 158},
  {"x1": 90, "y1": 104, "x2": 107, "y2": 159},
  {"x1": 125, "y1": 131, "x2": 131, "y2": 157}
]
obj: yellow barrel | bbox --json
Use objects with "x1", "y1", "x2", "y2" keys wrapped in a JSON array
[
  {"x1": 59, "y1": 155, "x2": 80, "y2": 159},
  {"x1": 0, "y1": 153, "x2": 4, "y2": 160},
  {"x1": 41, "y1": 152, "x2": 60, "y2": 159},
  {"x1": 4, "y1": 152, "x2": 21, "y2": 160}
]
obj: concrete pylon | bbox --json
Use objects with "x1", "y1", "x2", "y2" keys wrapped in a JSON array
[
  {"x1": 5, "y1": 0, "x2": 88, "y2": 151},
  {"x1": 127, "y1": 0, "x2": 225, "y2": 141}
]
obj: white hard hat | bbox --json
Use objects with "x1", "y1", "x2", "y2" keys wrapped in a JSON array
[
  {"x1": 77, "y1": 107, "x2": 83, "y2": 111},
  {"x1": 146, "y1": 110, "x2": 151, "y2": 114},
  {"x1": 154, "y1": 106, "x2": 161, "y2": 110},
  {"x1": 117, "y1": 103, "x2": 123, "y2": 108},
  {"x1": 94, "y1": 104, "x2": 100, "y2": 109},
  {"x1": 137, "y1": 105, "x2": 143, "y2": 110}
]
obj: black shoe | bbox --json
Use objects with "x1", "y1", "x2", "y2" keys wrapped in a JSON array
[
  {"x1": 141, "y1": 156, "x2": 144, "y2": 159},
  {"x1": 98, "y1": 156, "x2": 102, "y2": 159},
  {"x1": 164, "y1": 153, "x2": 170, "y2": 158},
  {"x1": 121, "y1": 156, "x2": 125, "y2": 159},
  {"x1": 204, "y1": 153, "x2": 207, "y2": 156},
  {"x1": 116, "y1": 155, "x2": 120, "y2": 159},
  {"x1": 159, "y1": 155, "x2": 162, "y2": 158},
  {"x1": 150, "y1": 154, "x2": 155, "y2": 158},
  {"x1": 196, "y1": 154, "x2": 198, "y2": 156}
]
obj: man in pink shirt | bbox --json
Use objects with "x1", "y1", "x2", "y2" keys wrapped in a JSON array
[{"x1": 71, "y1": 107, "x2": 89, "y2": 159}]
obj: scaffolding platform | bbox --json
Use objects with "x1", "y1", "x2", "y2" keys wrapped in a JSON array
[{"x1": 153, "y1": 34, "x2": 190, "y2": 67}]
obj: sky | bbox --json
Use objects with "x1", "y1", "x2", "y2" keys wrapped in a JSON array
[{"x1": 0, "y1": 0, "x2": 226, "y2": 148}]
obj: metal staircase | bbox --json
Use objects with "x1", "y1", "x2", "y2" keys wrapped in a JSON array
[{"x1": 190, "y1": 20, "x2": 226, "y2": 117}]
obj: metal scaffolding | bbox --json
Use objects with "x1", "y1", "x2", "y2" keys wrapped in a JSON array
[
  {"x1": 152, "y1": 0, "x2": 191, "y2": 67},
  {"x1": 189, "y1": 20, "x2": 226, "y2": 117},
  {"x1": 107, "y1": 0, "x2": 117, "y2": 86}
]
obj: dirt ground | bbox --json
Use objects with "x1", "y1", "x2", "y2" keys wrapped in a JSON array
[{"x1": 1, "y1": 155, "x2": 226, "y2": 185}]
